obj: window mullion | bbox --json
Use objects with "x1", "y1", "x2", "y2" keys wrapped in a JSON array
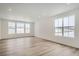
[
  {"x1": 62, "y1": 18, "x2": 64, "y2": 37},
  {"x1": 15, "y1": 22, "x2": 17, "y2": 34}
]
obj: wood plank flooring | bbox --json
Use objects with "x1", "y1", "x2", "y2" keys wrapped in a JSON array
[{"x1": 0, "y1": 37, "x2": 79, "y2": 56}]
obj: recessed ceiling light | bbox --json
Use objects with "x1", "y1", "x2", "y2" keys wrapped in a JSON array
[{"x1": 8, "y1": 8, "x2": 12, "y2": 11}]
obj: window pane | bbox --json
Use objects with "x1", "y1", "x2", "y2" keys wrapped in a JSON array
[
  {"x1": 25, "y1": 24, "x2": 30, "y2": 28},
  {"x1": 17, "y1": 29, "x2": 24, "y2": 33},
  {"x1": 25, "y1": 24, "x2": 30, "y2": 33},
  {"x1": 8, "y1": 29, "x2": 15, "y2": 34},
  {"x1": 59, "y1": 28, "x2": 62, "y2": 32},
  {"x1": 16, "y1": 22, "x2": 24, "y2": 33},
  {"x1": 55, "y1": 19, "x2": 59, "y2": 27},
  {"x1": 64, "y1": 32, "x2": 69, "y2": 37},
  {"x1": 17, "y1": 23, "x2": 24, "y2": 28},
  {"x1": 63, "y1": 16, "x2": 69, "y2": 26},
  {"x1": 26, "y1": 29, "x2": 30, "y2": 33},
  {"x1": 58, "y1": 18, "x2": 63, "y2": 27},
  {"x1": 8, "y1": 22, "x2": 15, "y2": 27},
  {"x1": 55, "y1": 18, "x2": 62, "y2": 27},
  {"x1": 55, "y1": 28, "x2": 62, "y2": 32},
  {"x1": 55, "y1": 28, "x2": 59, "y2": 32},
  {"x1": 69, "y1": 15, "x2": 75, "y2": 26},
  {"x1": 64, "y1": 26, "x2": 74, "y2": 38},
  {"x1": 69, "y1": 15, "x2": 75, "y2": 37},
  {"x1": 8, "y1": 22, "x2": 15, "y2": 34},
  {"x1": 69, "y1": 31, "x2": 74, "y2": 38},
  {"x1": 64, "y1": 28, "x2": 69, "y2": 32},
  {"x1": 64, "y1": 31, "x2": 74, "y2": 38},
  {"x1": 8, "y1": 22, "x2": 15, "y2": 28}
]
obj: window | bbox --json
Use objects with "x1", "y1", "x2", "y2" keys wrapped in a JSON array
[
  {"x1": 55, "y1": 15, "x2": 75, "y2": 38},
  {"x1": 8, "y1": 22, "x2": 15, "y2": 34},
  {"x1": 8, "y1": 21, "x2": 31, "y2": 34},
  {"x1": 16, "y1": 23, "x2": 24, "y2": 33},
  {"x1": 25, "y1": 24, "x2": 30, "y2": 33},
  {"x1": 64, "y1": 15, "x2": 75, "y2": 38},
  {"x1": 55, "y1": 18, "x2": 63, "y2": 36}
]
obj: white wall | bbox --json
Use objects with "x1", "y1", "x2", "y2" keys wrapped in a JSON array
[
  {"x1": 1, "y1": 19, "x2": 34, "y2": 39},
  {"x1": 35, "y1": 17, "x2": 52, "y2": 40},
  {"x1": 35, "y1": 8, "x2": 79, "y2": 48}
]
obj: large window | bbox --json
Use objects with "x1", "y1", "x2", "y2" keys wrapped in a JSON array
[
  {"x1": 8, "y1": 22, "x2": 15, "y2": 34},
  {"x1": 55, "y1": 15, "x2": 75, "y2": 38},
  {"x1": 16, "y1": 23, "x2": 24, "y2": 33},
  {"x1": 25, "y1": 24, "x2": 30, "y2": 33},
  {"x1": 8, "y1": 21, "x2": 31, "y2": 34}
]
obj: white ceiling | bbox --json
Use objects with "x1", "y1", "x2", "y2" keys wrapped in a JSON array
[{"x1": 0, "y1": 3, "x2": 79, "y2": 21}]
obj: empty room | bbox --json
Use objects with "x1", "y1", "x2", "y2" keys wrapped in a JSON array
[{"x1": 0, "y1": 3, "x2": 79, "y2": 56}]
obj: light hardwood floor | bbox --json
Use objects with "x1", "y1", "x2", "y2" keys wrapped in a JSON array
[{"x1": 0, "y1": 37, "x2": 79, "y2": 56}]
